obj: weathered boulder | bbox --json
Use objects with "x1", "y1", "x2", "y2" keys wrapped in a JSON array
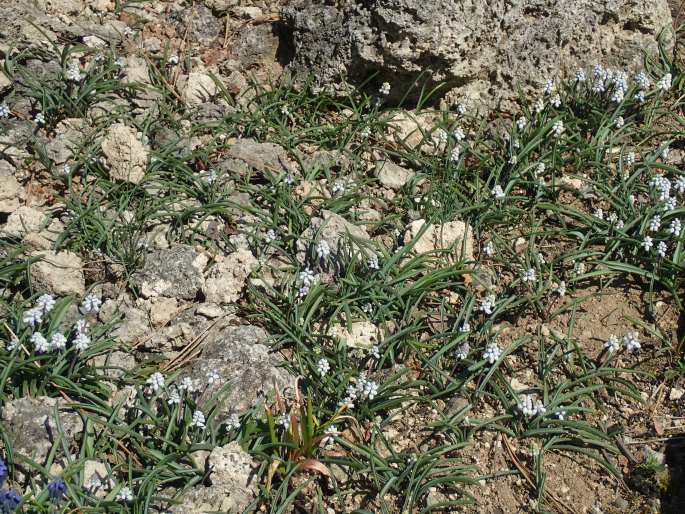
[
  {"x1": 30, "y1": 250, "x2": 86, "y2": 296},
  {"x1": 132, "y1": 245, "x2": 206, "y2": 300},
  {"x1": 45, "y1": 118, "x2": 85, "y2": 165},
  {"x1": 0, "y1": 171, "x2": 22, "y2": 213},
  {"x1": 404, "y1": 219, "x2": 474, "y2": 261},
  {"x1": 296, "y1": 209, "x2": 369, "y2": 264},
  {"x1": 178, "y1": 72, "x2": 218, "y2": 106},
  {"x1": 101, "y1": 123, "x2": 149, "y2": 184},
  {"x1": 221, "y1": 138, "x2": 294, "y2": 176},
  {"x1": 1, "y1": 396, "x2": 84, "y2": 467},
  {"x1": 1, "y1": 206, "x2": 46, "y2": 237},
  {"x1": 186, "y1": 324, "x2": 292, "y2": 414},
  {"x1": 170, "y1": 442, "x2": 258, "y2": 513},
  {"x1": 172, "y1": 4, "x2": 222, "y2": 46},
  {"x1": 203, "y1": 248, "x2": 258, "y2": 305},
  {"x1": 375, "y1": 160, "x2": 415, "y2": 190},
  {"x1": 330, "y1": 320, "x2": 381, "y2": 350},
  {"x1": 282, "y1": 0, "x2": 673, "y2": 110}
]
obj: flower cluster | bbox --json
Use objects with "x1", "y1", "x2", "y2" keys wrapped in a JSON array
[
  {"x1": 340, "y1": 373, "x2": 379, "y2": 409},
  {"x1": 479, "y1": 294, "x2": 496, "y2": 315},
  {"x1": 455, "y1": 342, "x2": 470, "y2": 360},
  {"x1": 191, "y1": 410, "x2": 206, "y2": 429},
  {"x1": 482, "y1": 342, "x2": 502, "y2": 364},
  {"x1": 517, "y1": 394, "x2": 546, "y2": 418},
  {"x1": 297, "y1": 267, "x2": 319, "y2": 299},
  {"x1": 65, "y1": 61, "x2": 83, "y2": 82},
  {"x1": 521, "y1": 268, "x2": 536, "y2": 283},
  {"x1": 22, "y1": 293, "x2": 55, "y2": 327},
  {"x1": 316, "y1": 357, "x2": 330, "y2": 376},
  {"x1": 146, "y1": 372, "x2": 165, "y2": 393},
  {"x1": 605, "y1": 332, "x2": 641, "y2": 353},
  {"x1": 316, "y1": 240, "x2": 331, "y2": 259},
  {"x1": 19, "y1": 294, "x2": 95, "y2": 354},
  {"x1": 116, "y1": 486, "x2": 134, "y2": 502},
  {"x1": 367, "y1": 254, "x2": 379, "y2": 270},
  {"x1": 47, "y1": 478, "x2": 66, "y2": 502},
  {"x1": 0, "y1": 458, "x2": 21, "y2": 513}
]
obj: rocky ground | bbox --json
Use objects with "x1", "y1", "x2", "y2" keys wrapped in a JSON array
[{"x1": 0, "y1": 1, "x2": 684, "y2": 513}]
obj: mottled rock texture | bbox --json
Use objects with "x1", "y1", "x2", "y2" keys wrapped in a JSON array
[
  {"x1": 282, "y1": 0, "x2": 673, "y2": 110},
  {"x1": 187, "y1": 324, "x2": 292, "y2": 414}
]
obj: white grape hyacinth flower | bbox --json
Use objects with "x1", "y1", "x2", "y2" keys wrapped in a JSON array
[
  {"x1": 116, "y1": 486, "x2": 134, "y2": 502},
  {"x1": 491, "y1": 185, "x2": 505, "y2": 200},
  {"x1": 316, "y1": 358, "x2": 330, "y2": 377},
  {"x1": 483, "y1": 342, "x2": 502, "y2": 364},
  {"x1": 623, "y1": 332, "x2": 641, "y2": 352},
  {"x1": 604, "y1": 335, "x2": 620, "y2": 353},
  {"x1": 191, "y1": 410, "x2": 206, "y2": 429},
  {"x1": 316, "y1": 240, "x2": 331, "y2": 259},
  {"x1": 146, "y1": 372, "x2": 165, "y2": 392},
  {"x1": 480, "y1": 294, "x2": 496, "y2": 315},
  {"x1": 81, "y1": 294, "x2": 102, "y2": 314}
]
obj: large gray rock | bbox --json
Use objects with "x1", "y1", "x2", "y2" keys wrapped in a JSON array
[
  {"x1": 172, "y1": 5, "x2": 222, "y2": 46},
  {"x1": 296, "y1": 209, "x2": 370, "y2": 264},
  {"x1": 187, "y1": 324, "x2": 293, "y2": 414},
  {"x1": 30, "y1": 249, "x2": 86, "y2": 296},
  {"x1": 170, "y1": 442, "x2": 258, "y2": 513},
  {"x1": 45, "y1": 118, "x2": 85, "y2": 165},
  {"x1": 282, "y1": 0, "x2": 673, "y2": 110},
  {"x1": 1, "y1": 396, "x2": 84, "y2": 467},
  {"x1": 203, "y1": 248, "x2": 258, "y2": 305},
  {"x1": 221, "y1": 138, "x2": 294, "y2": 177},
  {"x1": 132, "y1": 245, "x2": 206, "y2": 300},
  {"x1": 101, "y1": 123, "x2": 149, "y2": 184}
]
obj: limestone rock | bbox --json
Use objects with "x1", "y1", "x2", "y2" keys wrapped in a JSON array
[
  {"x1": 1, "y1": 396, "x2": 84, "y2": 467},
  {"x1": 186, "y1": 324, "x2": 292, "y2": 414},
  {"x1": 302, "y1": 149, "x2": 351, "y2": 174},
  {"x1": 203, "y1": 248, "x2": 258, "y2": 305},
  {"x1": 222, "y1": 138, "x2": 293, "y2": 176},
  {"x1": 124, "y1": 56, "x2": 151, "y2": 84},
  {"x1": 385, "y1": 111, "x2": 436, "y2": 150},
  {"x1": 101, "y1": 123, "x2": 148, "y2": 183},
  {"x1": 145, "y1": 297, "x2": 179, "y2": 326},
  {"x1": 132, "y1": 245, "x2": 206, "y2": 300},
  {"x1": 90, "y1": 351, "x2": 136, "y2": 379},
  {"x1": 110, "y1": 305, "x2": 149, "y2": 344},
  {"x1": 45, "y1": 118, "x2": 85, "y2": 165},
  {"x1": 178, "y1": 72, "x2": 218, "y2": 106},
  {"x1": 173, "y1": 4, "x2": 222, "y2": 46},
  {"x1": 83, "y1": 460, "x2": 111, "y2": 498},
  {"x1": 1, "y1": 205, "x2": 46, "y2": 238},
  {"x1": 404, "y1": 219, "x2": 474, "y2": 261},
  {"x1": 331, "y1": 320, "x2": 381, "y2": 350},
  {"x1": 196, "y1": 302, "x2": 225, "y2": 319},
  {"x1": 35, "y1": 0, "x2": 84, "y2": 15},
  {"x1": 0, "y1": 120, "x2": 34, "y2": 161},
  {"x1": 29, "y1": 250, "x2": 86, "y2": 296},
  {"x1": 23, "y1": 219, "x2": 65, "y2": 251},
  {"x1": 233, "y1": 23, "x2": 280, "y2": 68},
  {"x1": 375, "y1": 160, "x2": 415, "y2": 190},
  {"x1": 0, "y1": 61, "x2": 11, "y2": 91},
  {"x1": 0, "y1": 172, "x2": 21, "y2": 213},
  {"x1": 296, "y1": 209, "x2": 369, "y2": 263},
  {"x1": 670, "y1": 388, "x2": 684, "y2": 401},
  {"x1": 170, "y1": 442, "x2": 258, "y2": 513},
  {"x1": 282, "y1": 0, "x2": 673, "y2": 111}
]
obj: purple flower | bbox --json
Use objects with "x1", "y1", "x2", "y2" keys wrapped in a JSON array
[
  {"x1": 48, "y1": 478, "x2": 66, "y2": 501},
  {"x1": 1, "y1": 490, "x2": 22, "y2": 512},
  {"x1": 0, "y1": 458, "x2": 7, "y2": 485}
]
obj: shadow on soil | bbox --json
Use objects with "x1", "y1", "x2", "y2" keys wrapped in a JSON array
[{"x1": 662, "y1": 437, "x2": 685, "y2": 513}]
